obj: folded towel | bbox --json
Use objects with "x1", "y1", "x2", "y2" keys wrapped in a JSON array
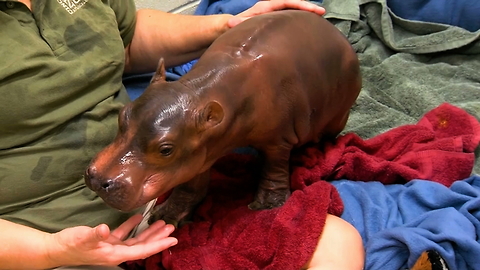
[{"x1": 292, "y1": 103, "x2": 480, "y2": 188}]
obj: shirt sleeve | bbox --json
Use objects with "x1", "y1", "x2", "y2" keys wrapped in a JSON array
[{"x1": 108, "y1": 0, "x2": 137, "y2": 47}]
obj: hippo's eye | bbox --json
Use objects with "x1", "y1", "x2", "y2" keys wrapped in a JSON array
[{"x1": 159, "y1": 144, "x2": 174, "y2": 156}]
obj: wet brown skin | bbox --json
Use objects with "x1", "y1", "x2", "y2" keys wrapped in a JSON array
[{"x1": 85, "y1": 10, "x2": 361, "y2": 227}]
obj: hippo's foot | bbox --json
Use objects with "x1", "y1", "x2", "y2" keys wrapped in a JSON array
[
  {"x1": 148, "y1": 200, "x2": 195, "y2": 228},
  {"x1": 248, "y1": 188, "x2": 291, "y2": 210},
  {"x1": 148, "y1": 173, "x2": 210, "y2": 227}
]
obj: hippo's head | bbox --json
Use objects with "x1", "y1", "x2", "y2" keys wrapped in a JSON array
[{"x1": 85, "y1": 59, "x2": 224, "y2": 211}]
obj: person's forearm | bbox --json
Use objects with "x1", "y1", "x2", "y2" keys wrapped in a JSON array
[
  {"x1": 124, "y1": 9, "x2": 233, "y2": 74},
  {"x1": 0, "y1": 219, "x2": 61, "y2": 270}
]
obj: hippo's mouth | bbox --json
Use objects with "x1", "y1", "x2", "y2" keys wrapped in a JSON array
[
  {"x1": 155, "y1": 188, "x2": 174, "y2": 205},
  {"x1": 101, "y1": 189, "x2": 149, "y2": 212},
  {"x1": 96, "y1": 173, "x2": 175, "y2": 212},
  {"x1": 101, "y1": 174, "x2": 165, "y2": 211},
  {"x1": 142, "y1": 173, "x2": 177, "y2": 205}
]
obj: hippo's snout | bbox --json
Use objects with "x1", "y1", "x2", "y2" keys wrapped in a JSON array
[
  {"x1": 84, "y1": 165, "x2": 137, "y2": 211},
  {"x1": 85, "y1": 166, "x2": 117, "y2": 193}
]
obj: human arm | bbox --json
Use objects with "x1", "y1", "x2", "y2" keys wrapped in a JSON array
[
  {"x1": 0, "y1": 214, "x2": 177, "y2": 270},
  {"x1": 124, "y1": 0, "x2": 326, "y2": 74}
]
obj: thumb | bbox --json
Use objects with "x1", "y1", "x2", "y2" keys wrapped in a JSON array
[
  {"x1": 89, "y1": 224, "x2": 110, "y2": 243},
  {"x1": 227, "y1": 16, "x2": 249, "y2": 28}
]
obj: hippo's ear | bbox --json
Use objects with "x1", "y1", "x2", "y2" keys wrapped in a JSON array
[
  {"x1": 150, "y1": 58, "x2": 166, "y2": 84},
  {"x1": 197, "y1": 101, "x2": 224, "y2": 131}
]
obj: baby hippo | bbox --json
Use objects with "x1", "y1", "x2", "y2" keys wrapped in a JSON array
[{"x1": 85, "y1": 10, "x2": 361, "y2": 226}]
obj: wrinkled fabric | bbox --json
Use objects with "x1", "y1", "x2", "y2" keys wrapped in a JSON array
[
  {"x1": 334, "y1": 175, "x2": 480, "y2": 270},
  {"x1": 386, "y1": 0, "x2": 480, "y2": 32},
  {"x1": 127, "y1": 155, "x2": 343, "y2": 270},
  {"x1": 291, "y1": 103, "x2": 480, "y2": 188}
]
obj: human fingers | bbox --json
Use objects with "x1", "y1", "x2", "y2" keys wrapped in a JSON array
[
  {"x1": 124, "y1": 219, "x2": 176, "y2": 245},
  {"x1": 100, "y1": 221, "x2": 177, "y2": 265},
  {"x1": 114, "y1": 236, "x2": 178, "y2": 262},
  {"x1": 278, "y1": 0, "x2": 325, "y2": 13},
  {"x1": 93, "y1": 224, "x2": 111, "y2": 242},
  {"x1": 47, "y1": 225, "x2": 114, "y2": 266},
  {"x1": 228, "y1": 0, "x2": 325, "y2": 27},
  {"x1": 110, "y1": 214, "x2": 144, "y2": 240},
  {"x1": 54, "y1": 223, "x2": 176, "y2": 266},
  {"x1": 60, "y1": 224, "x2": 110, "y2": 248}
]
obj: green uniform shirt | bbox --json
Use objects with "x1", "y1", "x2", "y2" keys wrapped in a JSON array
[{"x1": 0, "y1": 0, "x2": 138, "y2": 232}]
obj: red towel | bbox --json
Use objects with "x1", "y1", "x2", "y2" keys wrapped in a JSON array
[
  {"x1": 127, "y1": 155, "x2": 343, "y2": 270},
  {"x1": 291, "y1": 102, "x2": 480, "y2": 189},
  {"x1": 125, "y1": 103, "x2": 480, "y2": 270}
]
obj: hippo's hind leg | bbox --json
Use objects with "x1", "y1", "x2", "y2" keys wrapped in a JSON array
[
  {"x1": 249, "y1": 143, "x2": 292, "y2": 210},
  {"x1": 149, "y1": 171, "x2": 210, "y2": 227},
  {"x1": 323, "y1": 110, "x2": 351, "y2": 140}
]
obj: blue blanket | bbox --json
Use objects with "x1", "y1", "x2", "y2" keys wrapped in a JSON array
[
  {"x1": 332, "y1": 176, "x2": 480, "y2": 270},
  {"x1": 194, "y1": 0, "x2": 480, "y2": 31},
  {"x1": 194, "y1": 0, "x2": 258, "y2": 15},
  {"x1": 386, "y1": 0, "x2": 480, "y2": 32}
]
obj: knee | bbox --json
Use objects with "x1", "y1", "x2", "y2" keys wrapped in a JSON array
[{"x1": 303, "y1": 214, "x2": 365, "y2": 270}]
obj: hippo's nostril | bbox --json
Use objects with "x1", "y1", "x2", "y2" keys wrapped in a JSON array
[{"x1": 101, "y1": 179, "x2": 114, "y2": 191}]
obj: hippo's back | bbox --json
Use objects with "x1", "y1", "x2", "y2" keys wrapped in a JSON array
[
  {"x1": 206, "y1": 10, "x2": 352, "y2": 64},
  {"x1": 187, "y1": 10, "x2": 361, "y2": 147}
]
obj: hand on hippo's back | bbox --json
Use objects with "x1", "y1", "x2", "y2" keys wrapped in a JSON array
[{"x1": 227, "y1": 0, "x2": 326, "y2": 27}]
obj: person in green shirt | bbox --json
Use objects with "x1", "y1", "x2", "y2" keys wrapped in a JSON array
[{"x1": 0, "y1": 1, "x2": 364, "y2": 269}]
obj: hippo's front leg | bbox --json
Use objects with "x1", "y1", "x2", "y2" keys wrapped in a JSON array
[
  {"x1": 149, "y1": 171, "x2": 210, "y2": 227},
  {"x1": 248, "y1": 144, "x2": 292, "y2": 210}
]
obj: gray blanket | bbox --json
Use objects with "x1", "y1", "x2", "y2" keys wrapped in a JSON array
[{"x1": 322, "y1": 0, "x2": 480, "y2": 174}]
